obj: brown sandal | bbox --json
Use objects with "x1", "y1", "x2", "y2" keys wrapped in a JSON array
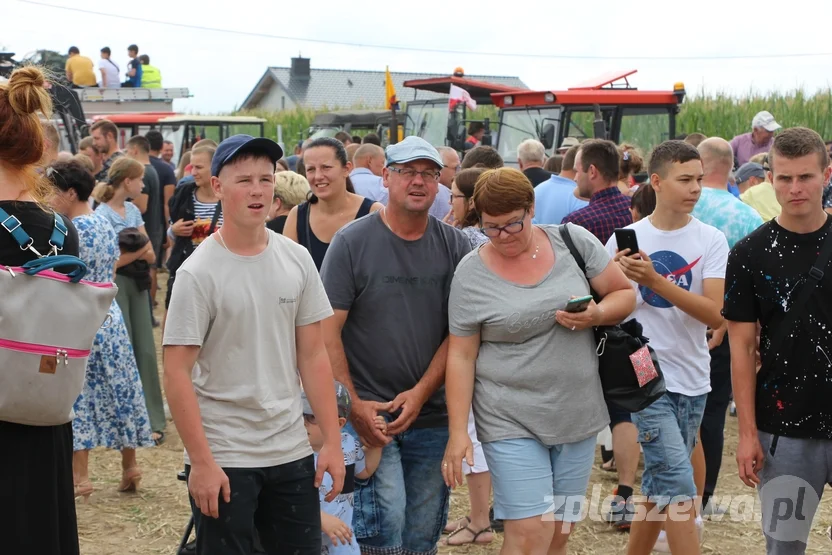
[
  {"x1": 444, "y1": 515, "x2": 470, "y2": 533},
  {"x1": 444, "y1": 525, "x2": 493, "y2": 546}
]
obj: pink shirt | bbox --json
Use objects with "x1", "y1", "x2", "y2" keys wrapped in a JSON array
[{"x1": 730, "y1": 132, "x2": 773, "y2": 166}]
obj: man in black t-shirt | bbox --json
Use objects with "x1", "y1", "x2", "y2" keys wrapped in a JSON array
[{"x1": 724, "y1": 127, "x2": 832, "y2": 554}]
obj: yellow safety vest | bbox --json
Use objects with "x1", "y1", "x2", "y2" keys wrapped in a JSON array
[{"x1": 141, "y1": 65, "x2": 162, "y2": 88}]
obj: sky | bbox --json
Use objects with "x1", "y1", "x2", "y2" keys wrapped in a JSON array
[{"x1": 4, "y1": 0, "x2": 832, "y2": 115}]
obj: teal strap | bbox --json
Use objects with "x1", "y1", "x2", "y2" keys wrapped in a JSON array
[
  {"x1": 49, "y1": 213, "x2": 67, "y2": 251},
  {"x1": 0, "y1": 206, "x2": 34, "y2": 251}
]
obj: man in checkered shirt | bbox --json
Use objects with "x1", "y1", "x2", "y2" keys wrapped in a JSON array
[{"x1": 561, "y1": 139, "x2": 633, "y2": 243}]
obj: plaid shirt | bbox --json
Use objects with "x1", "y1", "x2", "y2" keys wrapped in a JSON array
[{"x1": 561, "y1": 186, "x2": 633, "y2": 244}]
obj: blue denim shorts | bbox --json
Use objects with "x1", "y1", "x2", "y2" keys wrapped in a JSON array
[
  {"x1": 482, "y1": 435, "x2": 596, "y2": 522},
  {"x1": 633, "y1": 392, "x2": 707, "y2": 511},
  {"x1": 344, "y1": 423, "x2": 449, "y2": 555}
]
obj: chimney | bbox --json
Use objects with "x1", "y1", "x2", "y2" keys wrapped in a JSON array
[{"x1": 290, "y1": 57, "x2": 310, "y2": 80}]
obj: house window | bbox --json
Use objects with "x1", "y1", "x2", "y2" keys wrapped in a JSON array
[{"x1": 281, "y1": 96, "x2": 285, "y2": 110}]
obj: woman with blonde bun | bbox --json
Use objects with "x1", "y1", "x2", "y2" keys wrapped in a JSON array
[{"x1": 0, "y1": 66, "x2": 82, "y2": 555}]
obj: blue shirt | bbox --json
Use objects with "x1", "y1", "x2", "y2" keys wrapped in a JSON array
[
  {"x1": 430, "y1": 185, "x2": 451, "y2": 221},
  {"x1": 349, "y1": 168, "x2": 388, "y2": 205},
  {"x1": 128, "y1": 58, "x2": 142, "y2": 87},
  {"x1": 561, "y1": 186, "x2": 633, "y2": 244},
  {"x1": 691, "y1": 187, "x2": 763, "y2": 249},
  {"x1": 532, "y1": 175, "x2": 588, "y2": 226},
  {"x1": 318, "y1": 432, "x2": 365, "y2": 555},
  {"x1": 95, "y1": 202, "x2": 144, "y2": 234}
]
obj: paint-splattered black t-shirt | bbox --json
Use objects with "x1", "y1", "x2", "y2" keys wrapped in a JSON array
[{"x1": 724, "y1": 214, "x2": 832, "y2": 439}]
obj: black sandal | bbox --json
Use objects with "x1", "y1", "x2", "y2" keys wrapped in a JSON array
[
  {"x1": 153, "y1": 431, "x2": 166, "y2": 446},
  {"x1": 443, "y1": 515, "x2": 470, "y2": 533},
  {"x1": 445, "y1": 525, "x2": 493, "y2": 546}
]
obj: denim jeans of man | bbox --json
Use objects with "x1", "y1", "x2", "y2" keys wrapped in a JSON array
[
  {"x1": 345, "y1": 423, "x2": 450, "y2": 555},
  {"x1": 633, "y1": 391, "x2": 707, "y2": 511}
]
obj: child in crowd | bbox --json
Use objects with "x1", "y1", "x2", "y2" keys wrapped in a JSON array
[{"x1": 301, "y1": 384, "x2": 386, "y2": 554}]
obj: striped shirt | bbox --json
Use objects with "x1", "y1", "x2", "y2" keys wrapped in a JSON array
[{"x1": 189, "y1": 193, "x2": 222, "y2": 246}]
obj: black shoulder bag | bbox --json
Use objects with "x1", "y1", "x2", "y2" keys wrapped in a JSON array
[
  {"x1": 759, "y1": 228, "x2": 832, "y2": 376},
  {"x1": 559, "y1": 224, "x2": 666, "y2": 413}
]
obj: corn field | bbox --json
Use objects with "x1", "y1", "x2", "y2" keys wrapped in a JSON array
[{"x1": 236, "y1": 89, "x2": 832, "y2": 149}]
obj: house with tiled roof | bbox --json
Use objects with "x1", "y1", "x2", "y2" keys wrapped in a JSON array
[{"x1": 240, "y1": 57, "x2": 527, "y2": 111}]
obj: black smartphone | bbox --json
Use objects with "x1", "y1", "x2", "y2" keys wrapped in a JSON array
[{"x1": 614, "y1": 228, "x2": 640, "y2": 256}]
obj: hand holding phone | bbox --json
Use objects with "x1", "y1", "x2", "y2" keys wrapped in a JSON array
[
  {"x1": 614, "y1": 228, "x2": 639, "y2": 257},
  {"x1": 565, "y1": 295, "x2": 594, "y2": 313}
]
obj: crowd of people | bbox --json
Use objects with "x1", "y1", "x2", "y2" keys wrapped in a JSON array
[
  {"x1": 65, "y1": 44, "x2": 163, "y2": 89},
  {"x1": 3, "y1": 63, "x2": 832, "y2": 555}
]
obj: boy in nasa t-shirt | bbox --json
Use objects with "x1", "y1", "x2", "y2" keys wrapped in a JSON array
[{"x1": 605, "y1": 141, "x2": 728, "y2": 555}]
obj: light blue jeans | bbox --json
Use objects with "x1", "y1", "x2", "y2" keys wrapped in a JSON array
[
  {"x1": 344, "y1": 424, "x2": 449, "y2": 555},
  {"x1": 633, "y1": 391, "x2": 707, "y2": 511}
]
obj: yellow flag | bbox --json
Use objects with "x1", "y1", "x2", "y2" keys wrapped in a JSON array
[{"x1": 385, "y1": 66, "x2": 397, "y2": 110}]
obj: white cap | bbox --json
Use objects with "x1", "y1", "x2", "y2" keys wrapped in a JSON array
[{"x1": 752, "y1": 111, "x2": 781, "y2": 133}]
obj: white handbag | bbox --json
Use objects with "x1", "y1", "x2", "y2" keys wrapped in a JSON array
[{"x1": 0, "y1": 207, "x2": 117, "y2": 426}]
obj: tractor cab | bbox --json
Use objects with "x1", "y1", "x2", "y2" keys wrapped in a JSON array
[
  {"x1": 492, "y1": 71, "x2": 686, "y2": 166},
  {"x1": 157, "y1": 115, "x2": 267, "y2": 165},
  {"x1": 402, "y1": 75, "x2": 523, "y2": 149},
  {"x1": 307, "y1": 110, "x2": 401, "y2": 145}
]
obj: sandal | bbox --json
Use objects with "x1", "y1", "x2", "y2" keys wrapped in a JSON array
[
  {"x1": 152, "y1": 431, "x2": 165, "y2": 446},
  {"x1": 74, "y1": 480, "x2": 93, "y2": 503},
  {"x1": 444, "y1": 525, "x2": 493, "y2": 546},
  {"x1": 118, "y1": 467, "x2": 143, "y2": 493},
  {"x1": 444, "y1": 515, "x2": 470, "y2": 534},
  {"x1": 601, "y1": 457, "x2": 617, "y2": 472}
]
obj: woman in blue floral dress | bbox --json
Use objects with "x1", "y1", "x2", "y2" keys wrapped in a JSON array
[{"x1": 48, "y1": 161, "x2": 153, "y2": 500}]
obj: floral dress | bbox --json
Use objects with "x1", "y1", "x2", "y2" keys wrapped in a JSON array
[{"x1": 71, "y1": 213, "x2": 154, "y2": 451}]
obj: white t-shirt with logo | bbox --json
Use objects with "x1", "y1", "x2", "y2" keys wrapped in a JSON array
[
  {"x1": 163, "y1": 231, "x2": 333, "y2": 467},
  {"x1": 605, "y1": 217, "x2": 729, "y2": 396}
]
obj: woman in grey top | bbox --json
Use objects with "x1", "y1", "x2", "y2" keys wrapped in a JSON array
[{"x1": 441, "y1": 168, "x2": 636, "y2": 555}]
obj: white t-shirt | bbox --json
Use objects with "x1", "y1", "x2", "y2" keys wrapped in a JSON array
[
  {"x1": 318, "y1": 432, "x2": 365, "y2": 555},
  {"x1": 98, "y1": 58, "x2": 121, "y2": 88},
  {"x1": 605, "y1": 217, "x2": 729, "y2": 396},
  {"x1": 163, "y1": 231, "x2": 333, "y2": 467}
]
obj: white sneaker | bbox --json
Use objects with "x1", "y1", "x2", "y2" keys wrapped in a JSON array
[{"x1": 652, "y1": 517, "x2": 703, "y2": 553}]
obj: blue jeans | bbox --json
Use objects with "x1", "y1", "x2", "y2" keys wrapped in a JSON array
[
  {"x1": 344, "y1": 424, "x2": 450, "y2": 555},
  {"x1": 632, "y1": 392, "x2": 707, "y2": 511}
]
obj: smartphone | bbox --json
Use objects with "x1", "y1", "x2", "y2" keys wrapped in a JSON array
[
  {"x1": 614, "y1": 228, "x2": 640, "y2": 256},
  {"x1": 565, "y1": 295, "x2": 594, "y2": 313}
]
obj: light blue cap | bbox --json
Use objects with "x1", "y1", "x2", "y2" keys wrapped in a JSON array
[{"x1": 385, "y1": 136, "x2": 443, "y2": 169}]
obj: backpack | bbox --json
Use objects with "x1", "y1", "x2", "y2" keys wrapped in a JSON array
[{"x1": 0, "y1": 208, "x2": 117, "y2": 426}]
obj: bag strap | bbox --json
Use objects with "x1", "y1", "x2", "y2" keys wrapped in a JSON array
[
  {"x1": 0, "y1": 206, "x2": 66, "y2": 257},
  {"x1": 559, "y1": 223, "x2": 601, "y2": 301},
  {"x1": 208, "y1": 201, "x2": 222, "y2": 235},
  {"x1": 760, "y1": 227, "x2": 832, "y2": 375}
]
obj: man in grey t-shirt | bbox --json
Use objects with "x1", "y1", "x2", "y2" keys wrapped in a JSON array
[{"x1": 321, "y1": 136, "x2": 471, "y2": 554}]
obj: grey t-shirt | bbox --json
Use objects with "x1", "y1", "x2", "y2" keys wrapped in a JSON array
[
  {"x1": 320, "y1": 212, "x2": 471, "y2": 428},
  {"x1": 163, "y1": 232, "x2": 333, "y2": 467},
  {"x1": 449, "y1": 224, "x2": 611, "y2": 445}
]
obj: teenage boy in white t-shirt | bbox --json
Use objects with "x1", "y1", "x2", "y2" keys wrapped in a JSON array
[
  {"x1": 163, "y1": 134, "x2": 345, "y2": 555},
  {"x1": 606, "y1": 140, "x2": 729, "y2": 555}
]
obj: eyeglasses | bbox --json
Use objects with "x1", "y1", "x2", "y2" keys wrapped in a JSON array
[
  {"x1": 389, "y1": 167, "x2": 441, "y2": 183},
  {"x1": 444, "y1": 164, "x2": 462, "y2": 172},
  {"x1": 479, "y1": 211, "x2": 527, "y2": 238}
]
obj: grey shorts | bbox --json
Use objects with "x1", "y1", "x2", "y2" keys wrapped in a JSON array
[{"x1": 757, "y1": 431, "x2": 832, "y2": 555}]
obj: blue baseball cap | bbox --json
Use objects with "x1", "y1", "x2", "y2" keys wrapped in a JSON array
[
  {"x1": 301, "y1": 381, "x2": 352, "y2": 420},
  {"x1": 385, "y1": 136, "x2": 443, "y2": 169},
  {"x1": 211, "y1": 134, "x2": 284, "y2": 177}
]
